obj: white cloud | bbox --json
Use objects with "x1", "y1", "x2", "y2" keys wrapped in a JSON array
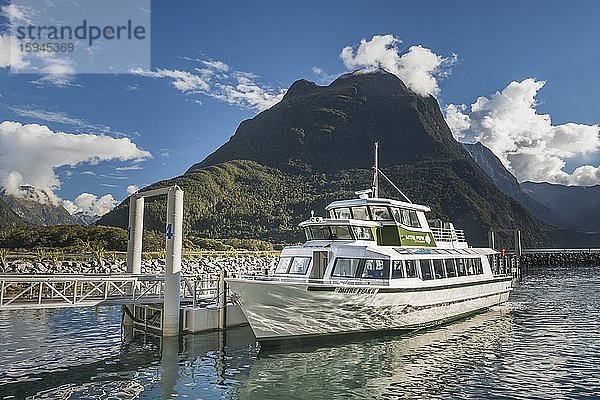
[
  {"x1": 126, "y1": 185, "x2": 139, "y2": 196},
  {"x1": 339, "y1": 34, "x2": 456, "y2": 97},
  {"x1": 62, "y1": 193, "x2": 117, "y2": 217},
  {"x1": 0, "y1": 121, "x2": 151, "y2": 204},
  {"x1": 311, "y1": 66, "x2": 338, "y2": 85},
  {"x1": 0, "y1": 34, "x2": 28, "y2": 70},
  {"x1": 8, "y1": 106, "x2": 130, "y2": 137},
  {"x1": 130, "y1": 67, "x2": 210, "y2": 92},
  {"x1": 115, "y1": 165, "x2": 142, "y2": 171},
  {"x1": 202, "y1": 60, "x2": 229, "y2": 72},
  {"x1": 444, "y1": 104, "x2": 470, "y2": 141},
  {"x1": 1, "y1": 4, "x2": 79, "y2": 85},
  {"x1": 213, "y1": 73, "x2": 285, "y2": 111},
  {"x1": 130, "y1": 59, "x2": 285, "y2": 112},
  {"x1": 445, "y1": 79, "x2": 600, "y2": 186},
  {"x1": 1, "y1": 3, "x2": 31, "y2": 23}
]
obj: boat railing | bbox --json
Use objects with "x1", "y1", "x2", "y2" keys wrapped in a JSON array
[
  {"x1": 234, "y1": 275, "x2": 388, "y2": 286},
  {"x1": 430, "y1": 227, "x2": 466, "y2": 243}
]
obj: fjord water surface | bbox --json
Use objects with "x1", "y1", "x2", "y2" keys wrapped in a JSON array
[{"x1": 1, "y1": 266, "x2": 600, "y2": 399}]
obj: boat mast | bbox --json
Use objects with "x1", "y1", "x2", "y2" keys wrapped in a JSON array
[
  {"x1": 372, "y1": 142, "x2": 379, "y2": 198},
  {"x1": 370, "y1": 141, "x2": 413, "y2": 203}
]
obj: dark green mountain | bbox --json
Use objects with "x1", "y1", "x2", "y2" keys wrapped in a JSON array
[{"x1": 100, "y1": 70, "x2": 554, "y2": 247}]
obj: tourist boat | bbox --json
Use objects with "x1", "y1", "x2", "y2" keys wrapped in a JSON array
[{"x1": 227, "y1": 144, "x2": 512, "y2": 345}]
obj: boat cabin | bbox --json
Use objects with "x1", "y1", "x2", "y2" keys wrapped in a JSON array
[{"x1": 324, "y1": 198, "x2": 466, "y2": 249}]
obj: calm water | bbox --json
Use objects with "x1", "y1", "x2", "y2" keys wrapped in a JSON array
[{"x1": 2, "y1": 266, "x2": 600, "y2": 399}]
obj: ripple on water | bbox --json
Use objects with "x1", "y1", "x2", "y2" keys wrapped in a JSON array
[{"x1": 1, "y1": 266, "x2": 600, "y2": 399}]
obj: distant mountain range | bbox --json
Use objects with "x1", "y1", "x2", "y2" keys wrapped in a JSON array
[
  {"x1": 100, "y1": 70, "x2": 555, "y2": 247},
  {"x1": 521, "y1": 182, "x2": 600, "y2": 233},
  {"x1": 464, "y1": 142, "x2": 600, "y2": 243},
  {"x1": 0, "y1": 197, "x2": 24, "y2": 228},
  {"x1": 1, "y1": 193, "x2": 76, "y2": 226},
  {"x1": 0, "y1": 187, "x2": 102, "y2": 227}
]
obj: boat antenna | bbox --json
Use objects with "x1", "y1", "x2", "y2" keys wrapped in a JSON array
[
  {"x1": 371, "y1": 142, "x2": 413, "y2": 204},
  {"x1": 372, "y1": 142, "x2": 379, "y2": 198}
]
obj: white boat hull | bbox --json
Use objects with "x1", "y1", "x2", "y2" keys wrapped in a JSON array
[{"x1": 227, "y1": 277, "x2": 512, "y2": 343}]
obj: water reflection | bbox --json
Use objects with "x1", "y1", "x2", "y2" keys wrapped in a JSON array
[
  {"x1": 1, "y1": 266, "x2": 600, "y2": 399},
  {"x1": 234, "y1": 308, "x2": 514, "y2": 399}
]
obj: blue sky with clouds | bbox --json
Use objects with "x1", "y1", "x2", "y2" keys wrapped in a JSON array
[{"x1": 1, "y1": 0, "x2": 600, "y2": 216}]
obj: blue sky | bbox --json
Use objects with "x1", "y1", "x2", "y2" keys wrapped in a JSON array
[{"x1": 1, "y1": 0, "x2": 600, "y2": 216}]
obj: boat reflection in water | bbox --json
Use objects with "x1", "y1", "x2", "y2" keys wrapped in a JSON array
[{"x1": 233, "y1": 306, "x2": 515, "y2": 399}]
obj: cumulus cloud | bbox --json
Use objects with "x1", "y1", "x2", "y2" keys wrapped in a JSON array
[
  {"x1": 130, "y1": 60, "x2": 285, "y2": 112},
  {"x1": 0, "y1": 121, "x2": 151, "y2": 204},
  {"x1": 62, "y1": 193, "x2": 117, "y2": 217},
  {"x1": 126, "y1": 185, "x2": 139, "y2": 196},
  {"x1": 340, "y1": 34, "x2": 456, "y2": 97},
  {"x1": 445, "y1": 79, "x2": 600, "y2": 186}
]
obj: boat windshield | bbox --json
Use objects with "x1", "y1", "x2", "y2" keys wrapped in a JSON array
[
  {"x1": 304, "y1": 225, "x2": 374, "y2": 241},
  {"x1": 304, "y1": 225, "x2": 353, "y2": 240},
  {"x1": 275, "y1": 256, "x2": 311, "y2": 275}
]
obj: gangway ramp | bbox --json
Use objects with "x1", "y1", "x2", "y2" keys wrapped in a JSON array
[{"x1": 0, "y1": 274, "x2": 217, "y2": 310}]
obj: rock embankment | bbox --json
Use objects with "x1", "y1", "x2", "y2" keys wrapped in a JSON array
[
  {"x1": 0, "y1": 256, "x2": 278, "y2": 276},
  {"x1": 520, "y1": 252, "x2": 600, "y2": 267}
]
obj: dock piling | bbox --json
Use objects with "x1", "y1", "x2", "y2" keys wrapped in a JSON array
[
  {"x1": 163, "y1": 187, "x2": 184, "y2": 337},
  {"x1": 218, "y1": 269, "x2": 227, "y2": 331},
  {"x1": 126, "y1": 195, "x2": 144, "y2": 274}
]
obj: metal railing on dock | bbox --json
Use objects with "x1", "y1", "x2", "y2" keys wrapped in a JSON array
[{"x1": 0, "y1": 273, "x2": 226, "y2": 310}]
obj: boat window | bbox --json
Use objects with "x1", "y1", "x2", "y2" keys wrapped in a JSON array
[
  {"x1": 309, "y1": 226, "x2": 327, "y2": 240},
  {"x1": 370, "y1": 206, "x2": 392, "y2": 221},
  {"x1": 400, "y1": 209, "x2": 411, "y2": 226},
  {"x1": 433, "y1": 259, "x2": 445, "y2": 279},
  {"x1": 288, "y1": 257, "x2": 311, "y2": 275},
  {"x1": 304, "y1": 228, "x2": 313, "y2": 241},
  {"x1": 334, "y1": 207, "x2": 352, "y2": 219},
  {"x1": 465, "y1": 258, "x2": 475, "y2": 275},
  {"x1": 444, "y1": 259, "x2": 457, "y2": 277},
  {"x1": 405, "y1": 260, "x2": 418, "y2": 278},
  {"x1": 409, "y1": 210, "x2": 421, "y2": 228},
  {"x1": 352, "y1": 226, "x2": 374, "y2": 241},
  {"x1": 361, "y1": 259, "x2": 389, "y2": 279},
  {"x1": 391, "y1": 207, "x2": 402, "y2": 223},
  {"x1": 474, "y1": 258, "x2": 483, "y2": 274},
  {"x1": 308, "y1": 226, "x2": 353, "y2": 240},
  {"x1": 275, "y1": 257, "x2": 292, "y2": 274},
  {"x1": 329, "y1": 226, "x2": 353, "y2": 240},
  {"x1": 351, "y1": 206, "x2": 370, "y2": 220},
  {"x1": 419, "y1": 259, "x2": 433, "y2": 280},
  {"x1": 332, "y1": 258, "x2": 362, "y2": 278},
  {"x1": 392, "y1": 260, "x2": 404, "y2": 279},
  {"x1": 456, "y1": 258, "x2": 467, "y2": 277}
]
